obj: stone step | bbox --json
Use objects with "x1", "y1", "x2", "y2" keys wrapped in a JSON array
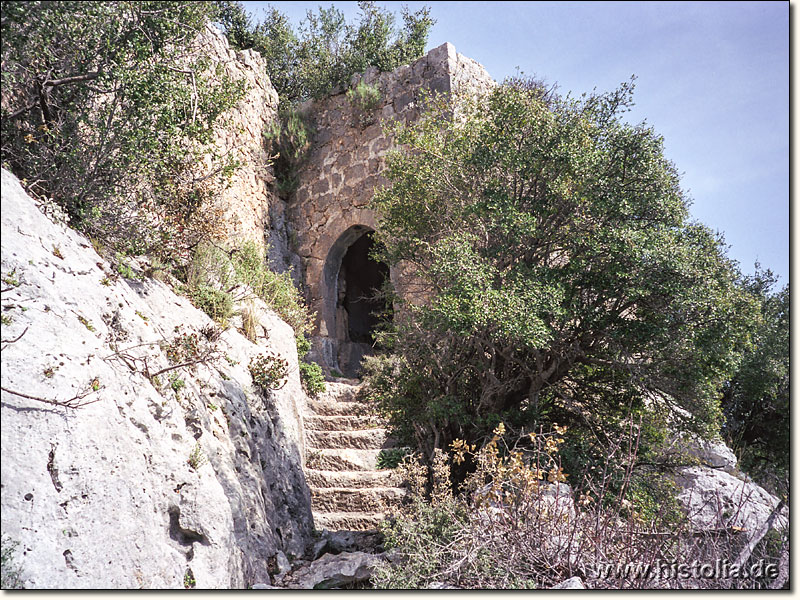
[
  {"x1": 311, "y1": 486, "x2": 406, "y2": 513},
  {"x1": 307, "y1": 398, "x2": 378, "y2": 417},
  {"x1": 305, "y1": 448, "x2": 383, "y2": 472},
  {"x1": 317, "y1": 382, "x2": 365, "y2": 403},
  {"x1": 313, "y1": 511, "x2": 385, "y2": 532},
  {"x1": 306, "y1": 428, "x2": 393, "y2": 451},
  {"x1": 304, "y1": 414, "x2": 385, "y2": 432},
  {"x1": 305, "y1": 468, "x2": 400, "y2": 489}
]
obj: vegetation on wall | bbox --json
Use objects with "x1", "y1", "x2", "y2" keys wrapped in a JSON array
[
  {"x1": 1, "y1": 1, "x2": 246, "y2": 261},
  {"x1": 185, "y1": 241, "x2": 313, "y2": 336},
  {"x1": 367, "y1": 79, "x2": 760, "y2": 475},
  {"x1": 215, "y1": 0, "x2": 434, "y2": 106}
]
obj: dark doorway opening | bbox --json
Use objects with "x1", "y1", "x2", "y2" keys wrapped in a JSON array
[{"x1": 336, "y1": 231, "x2": 390, "y2": 374}]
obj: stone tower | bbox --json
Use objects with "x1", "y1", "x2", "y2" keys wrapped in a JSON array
[{"x1": 289, "y1": 42, "x2": 494, "y2": 376}]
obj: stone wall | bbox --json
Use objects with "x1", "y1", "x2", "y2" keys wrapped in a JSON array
[
  {"x1": 199, "y1": 26, "x2": 302, "y2": 279},
  {"x1": 290, "y1": 42, "x2": 495, "y2": 373}
]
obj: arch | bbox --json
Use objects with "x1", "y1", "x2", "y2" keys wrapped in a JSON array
[{"x1": 318, "y1": 224, "x2": 390, "y2": 376}]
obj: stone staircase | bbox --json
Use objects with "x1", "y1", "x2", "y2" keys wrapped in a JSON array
[{"x1": 304, "y1": 380, "x2": 405, "y2": 531}]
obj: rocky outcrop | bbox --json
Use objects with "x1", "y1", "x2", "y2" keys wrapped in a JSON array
[{"x1": 0, "y1": 169, "x2": 313, "y2": 588}]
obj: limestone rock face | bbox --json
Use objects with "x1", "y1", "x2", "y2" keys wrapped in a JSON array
[
  {"x1": 289, "y1": 551, "x2": 381, "y2": 589},
  {"x1": 670, "y1": 434, "x2": 786, "y2": 539},
  {"x1": 674, "y1": 466, "x2": 786, "y2": 533},
  {"x1": 0, "y1": 169, "x2": 313, "y2": 588}
]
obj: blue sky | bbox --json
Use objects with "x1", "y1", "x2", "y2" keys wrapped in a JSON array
[{"x1": 242, "y1": 1, "x2": 789, "y2": 284}]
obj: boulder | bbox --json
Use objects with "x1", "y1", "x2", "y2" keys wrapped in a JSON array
[
  {"x1": 674, "y1": 467, "x2": 786, "y2": 532},
  {"x1": 551, "y1": 576, "x2": 585, "y2": 589},
  {"x1": 290, "y1": 551, "x2": 381, "y2": 589}
]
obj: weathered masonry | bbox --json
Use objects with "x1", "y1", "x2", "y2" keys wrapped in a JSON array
[{"x1": 289, "y1": 43, "x2": 494, "y2": 376}]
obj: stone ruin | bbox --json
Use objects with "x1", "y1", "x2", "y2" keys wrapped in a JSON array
[
  {"x1": 203, "y1": 28, "x2": 495, "y2": 377},
  {"x1": 288, "y1": 42, "x2": 494, "y2": 376}
]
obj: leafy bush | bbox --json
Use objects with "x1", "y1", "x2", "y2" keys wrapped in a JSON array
[
  {"x1": 1, "y1": 1, "x2": 246, "y2": 260},
  {"x1": 296, "y1": 334, "x2": 326, "y2": 397},
  {"x1": 249, "y1": 352, "x2": 288, "y2": 391},
  {"x1": 264, "y1": 107, "x2": 312, "y2": 197},
  {"x1": 184, "y1": 241, "x2": 313, "y2": 337},
  {"x1": 188, "y1": 286, "x2": 234, "y2": 324},
  {"x1": 347, "y1": 81, "x2": 382, "y2": 127},
  {"x1": 299, "y1": 361, "x2": 326, "y2": 397},
  {"x1": 368, "y1": 77, "x2": 759, "y2": 466},
  {"x1": 163, "y1": 331, "x2": 202, "y2": 364},
  {"x1": 215, "y1": 1, "x2": 434, "y2": 105},
  {"x1": 231, "y1": 242, "x2": 313, "y2": 336}
]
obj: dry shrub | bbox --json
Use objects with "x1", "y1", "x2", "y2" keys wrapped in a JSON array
[
  {"x1": 241, "y1": 301, "x2": 259, "y2": 342},
  {"x1": 374, "y1": 423, "x2": 787, "y2": 590}
]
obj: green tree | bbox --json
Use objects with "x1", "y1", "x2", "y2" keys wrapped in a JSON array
[
  {"x1": 1, "y1": 1, "x2": 245, "y2": 258},
  {"x1": 722, "y1": 268, "x2": 788, "y2": 493},
  {"x1": 368, "y1": 79, "x2": 759, "y2": 461},
  {"x1": 214, "y1": 1, "x2": 434, "y2": 105}
]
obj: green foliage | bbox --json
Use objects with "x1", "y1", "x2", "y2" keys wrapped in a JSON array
[
  {"x1": 189, "y1": 286, "x2": 234, "y2": 324},
  {"x1": 184, "y1": 241, "x2": 313, "y2": 333},
  {"x1": 215, "y1": 1, "x2": 434, "y2": 105},
  {"x1": 1, "y1": 1, "x2": 246, "y2": 259},
  {"x1": 264, "y1": 107, "x2": 312, "y2": 197},
  {"x1": 231, "y1": 242, "x2": 313, "y2": 336},
  {"x1": 188, "y1": 443, "x2": 207, "y2": 470},
  {"x1": 296, "y1": 334, "x2": 326, "y2": 397},
  {"x1": 346, "y1": 81, "x2": 382, "y2": 128},
  {"x1": 376, "y1": 447, "x2": 410, "y2": 470},
  {"x1": 722, "y1": 267, "x2": 789, "y2": 494},
  {"x1": 163, "y1": 331, "x2": 202, "y2": 365},
  {"x1": 298, "y1": 361, "x2": 326, "y2": 397},
  {"x1": 170, "y1": 375, "x2": 186, "y2": 394},
  {"x1": 368, "y1": 78, "x2": 760, "y2": 463},
  {"x1": 249, "y1": 352, "x2": 289, "y2": 391},
  {"x1": 296, "y1": 334, "x2": 312, "y2": 358},
  {"x1": 1, "y1": 536, "x2": 24, "y2": 589}
]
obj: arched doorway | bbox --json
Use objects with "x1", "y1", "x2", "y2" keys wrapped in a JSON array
[{"x1": 321, "y1": 225, "x2": 391, "y2": 377}]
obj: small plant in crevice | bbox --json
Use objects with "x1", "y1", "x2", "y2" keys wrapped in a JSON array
[
  {"x1": 248, "y1": 352, "x2": 289, "y2": 391},
  {"x1": 376, "y1": 447, "x2": 410, "y2": 470},
  {"x1": 264, "y1": 107, "x2": 312, "y2": 198},
  {"x1": 296, "y1": 334, "x2": 326, "y2": 397},
  {"x1": 76, "y1": 314, "x2": 95, "y2": 332},
  {"x1": 114, "y1": 255, "x2": 139, "y2": 280},
  {"x1": 188, "y1": 444, "x2": 207, "y2": 471},
  {"x1": 183, "y1": 568, "x2": 196, "y2": 589},
  {"x1": 347, "y1": 80, "x2": 382, "y2": 128},
  {"x1": 2, "y1": 269, "x2": 20, "y2": 287},
  {"x1": 170, "y1": 375, "x2": 185, "y2": 396}
]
